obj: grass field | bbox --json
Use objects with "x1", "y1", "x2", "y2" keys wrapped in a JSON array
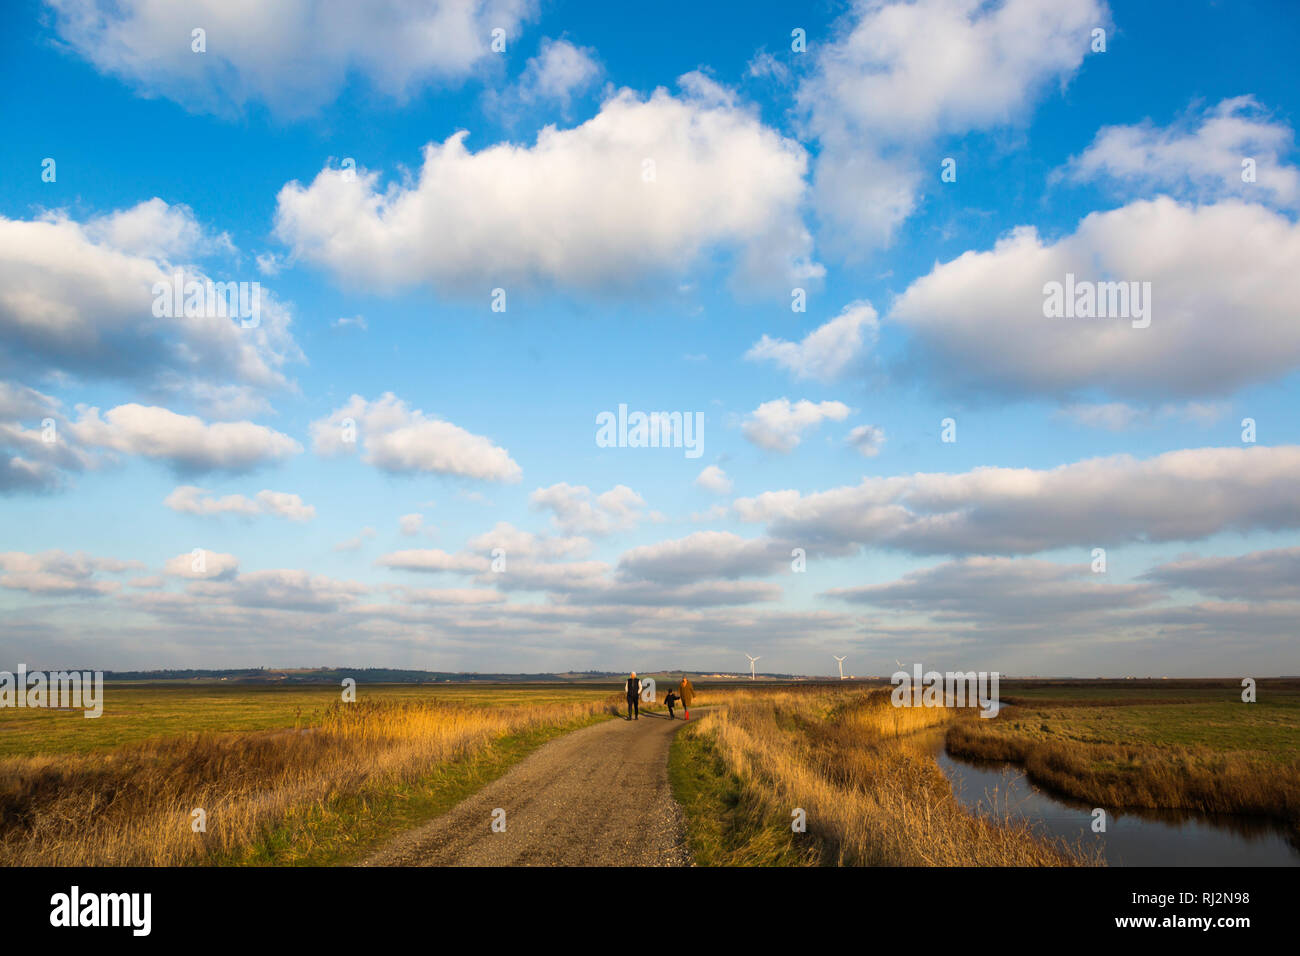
[
  {"x1": 5, "y1": 677, "x2": 1295, "y2": 866},
  {"x1": 0, "y1": 682, "x2": 621, "y2": 757},
  {"x1": 0, "y1": 682, "x2": 622, "y2": 865}
]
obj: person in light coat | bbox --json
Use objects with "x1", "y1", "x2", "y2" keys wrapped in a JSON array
[{"x1": 678, "y1": 676, "x2": 695, "y2": 719}]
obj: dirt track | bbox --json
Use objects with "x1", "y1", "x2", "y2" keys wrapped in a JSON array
[{"x1": 364, "y1": 710, "x2": 693, "y2": 866}]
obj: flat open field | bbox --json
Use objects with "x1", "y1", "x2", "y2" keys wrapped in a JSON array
[
  {"x1": 0, "y1": 682, "x2": 625, "y2": 866},
  {"x1": 3, "y1": 678, "x2": 1296, "y2": 866},
  {"x1": 0, "y1": 682, "x2": 620, "y2": 757}
]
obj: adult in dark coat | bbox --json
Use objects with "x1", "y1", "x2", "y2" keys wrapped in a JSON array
[{"x1": 626, "y1": 672, "x2": 641, "y2": 720}]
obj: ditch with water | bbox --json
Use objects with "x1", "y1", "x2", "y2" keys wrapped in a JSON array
[{"x1": 919, "y1": 731, "x2": 1299, "y2": 866}]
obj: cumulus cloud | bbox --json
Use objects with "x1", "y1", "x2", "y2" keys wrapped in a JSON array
[
  {"x1": 47, "y1": 0, "x2": 537, "y2": 117},
  {"x1": 746, "y1": 301, "x2": 877, "y2": 383},
  {"x1": 845, "y1": 424, "x2": 885, "y2": 457},
  {"x1": 1143, "y1": 547, "x2": 1300, "y2": 602},
  {"x1": 479, "y1": 552, "x2": 778, "y2": 607},
  {"x1": 163, "y1": 550, "x2": 240, "y2": 581},
  {"x1": 0, "y1": 550, "x2": 142, "y2": 596},
  {"x1": 735, "y1": 445, "x2": 1300, "y2": 555},
  {"x1": 389, "y1": 587, "x2": 505, "y2": 606},
  {"x1": 694, "y1": 465, "x2": 733, "y2": 495},
  {"x1": 274, "y1": 75, "x2": 819, "y2": 294},
  {"x1": 186, "y1": 569, "x2": 367, "y2": 612},
  {"x1": 1059, "y1": 96, "x2": 1300, "y2": 208},
  {"x1": 509, "y1": 37, "x2": 601, "y2": 108},
  {"x1": 399, "y1": 513, "x2": 425, "y2": 536},
  {"x1": 69, "y1": 404, "x2": 301, "y2": 474},
  {"x1": 825, "y1": 556, "x2": 1162, "y2": 622},
  {"x1": 562, "y1": 578, "x2": 780, "y2": 608},
  {"x1": 164, "y1": 485, "x2": 316, "y2": 521},
  {"x1": 741, "y1": 399, "x2": 851, "y2": 452},
  {"x1": 616, "y1": 532, "x2": 788, "y2": 583},
  {"x1": 890, "y1": 198, "x2": 1300, "y2": 400},
  {"x1": 530, "y1": 483, "x2": 649, "y2": 535},
  {"x1": 465, "y1": 521, "x2": 590, "y2": 559},
  {"x1": 83, "y1": 197, "x2": 234, "y2": 260},
  {"x1": 798, "y1": 0, "x2": 1105, "y2": 251},
  {"x1": 0, "y1": 202, "x2": 300, "y2": 400},
  {"x1": 1056, "y1": 401, "x2": 1230, "y2": 431},
  {"x1": 311, "y1": 393, "x2": 520, "y2": 482},
  {"x1": 376, "y1": 549, "x2": 491, "y2": 574},
  {"x1": 0, "y1": 384, "x2": 97, "y2": 494}
]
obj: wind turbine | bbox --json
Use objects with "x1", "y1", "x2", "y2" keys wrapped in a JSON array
[
  {"x1": 833, "y1": 656, "x2": 847, "y2": 680},
  {"x1": 745, "y1": 654, "x2": 760, "y2": 681}
]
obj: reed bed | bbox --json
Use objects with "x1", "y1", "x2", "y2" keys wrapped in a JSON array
[{"x1": 691, "y1": 687, "x2": 1090, "y2": 866}]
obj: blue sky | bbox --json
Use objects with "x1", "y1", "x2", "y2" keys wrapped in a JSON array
[{"x1": 2, "y1": 0, "x2": 1299, "y2": 676}]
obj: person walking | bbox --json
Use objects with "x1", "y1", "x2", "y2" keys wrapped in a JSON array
[
  {"x1": 663, "y1": 690, "x2": 679, "y2": 719},
  {"x1": 678, "y1": 676, "x2": 695, "y2": 720},
  {"x1": 626, "y1": 672, "x2": 641, "y2": 720}
]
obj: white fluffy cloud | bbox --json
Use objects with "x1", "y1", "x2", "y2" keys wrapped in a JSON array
[
  {"x1": 186, "y1": 569, "x2": 367, "y2": 612},
  {"x1": 616, "y1": 532, "x2": 788, "y2": 583},
  {"x1": 275, "y1": 75, "x2": 819, "y2": 293},
  {"x1": 1056, "y1": 401, "x2": 1229, "y2": 431},
  {"x1": 390, "y1": 587, "x2": 505, "y2": 606},
  {"x1": 375, "y1": 549, "x2": 491, "y2": 574},
  {"x1": 825, "y1": 556, "x2": 1161, "y2": 622},
  {"x1": 69, "y1": 404, "x2": 301, "y2": 474},
  {"x1": 0, "y1": 202, "x2": 299, "y2": 399},
  {"x1": 0, "y1": 384, "x2": 96, "y2": 494},
  {"x1": 798, "y1": 0, "x2": 1105, "y2": 251},
  {"x1": 164, "y1": 485, "x2": 316, "y2": 521},
  {"x1": 311, "y1": 393, "x2": 520, "y2": 482},
  {"x1": 1143, "y1": 547, "x2": 1300, "y2": 602},
  {"x1": 741, "y1": 399, "x2": 850, "y2": 452},
  {"x1": 465, "y1": 521, "x2": 590, "y2": 559},
  {"x1": 746, "y1": 301, "x2": 877, "y2": 383},
  {"x1": 736, "y1": 445, "x2": 1300, "y2": 555},
  {"x1": 0, "y1": 550, "x2": 142, "y2": 596},
  {"x1": 845, "y1": 424, "x2": 885, "y2": 457},
  {"x1": 694, "y1": 465, "x2": 733, "y2": 495},
  {"x1": 1060, "y1": 96, "x2": 1300, "y2": 208},
  {"x1": 164, "y1": 550, "x2": 240, "y2": 581},
  {"x1": 47, "y1": 0, "x2": 537, "y2": 116},
  {"x1": 530, "y1": 483, "x2": 649, "y2": 535},
  {"x1": 890, "y1": 198, "x2": 1300, "y2": 399},
  {"x1": 513, "y1": 37, "x2": 601, "y2": 106}
]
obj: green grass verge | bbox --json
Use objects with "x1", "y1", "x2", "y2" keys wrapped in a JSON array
[
  {"x1": 216, "y1": 713, "x2": 611, "y2": 866},
  {"x1": 988, "y1": 696, "x2": 1300, "y2": 759},
  {"x1": 667, "y1": 721, "x2": 814, "y2": 867}
]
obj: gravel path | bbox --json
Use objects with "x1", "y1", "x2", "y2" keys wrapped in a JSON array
[{"x1": 363, "y1": 710, "x2": 694, "y2": 867}]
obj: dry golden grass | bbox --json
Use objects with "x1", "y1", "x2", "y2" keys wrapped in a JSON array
[
  {"x1": 0, "y1": 694, "x2": 618, "y2": 866},
  {"x1": 690, "y1": 686, "x2": 1090, "y2": 866}
]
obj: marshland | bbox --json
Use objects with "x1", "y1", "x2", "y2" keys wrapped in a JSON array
[{"x1": 1, "y1": 677, "x2": 1295, "y2": 866}]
